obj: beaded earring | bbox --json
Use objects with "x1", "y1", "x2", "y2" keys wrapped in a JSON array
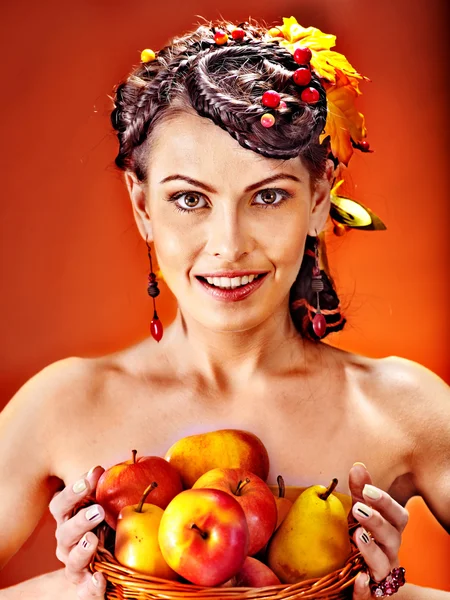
[
  {"x1": 146, "y1": 237, "x2": 164, "y2": 343},
  {"x1": 311, "y1": 237, "x2": 327, "y2": 338}
]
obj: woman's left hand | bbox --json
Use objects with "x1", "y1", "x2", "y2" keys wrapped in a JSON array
[{"x1": 348, "y1": 463, "x2": 409, "y2": 599}]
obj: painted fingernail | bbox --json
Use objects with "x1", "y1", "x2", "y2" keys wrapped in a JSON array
[
  {"x1": 80, "y1": 534, "x2": 91, "y2": 550},
  {"x1": 359, "y1": 528, "x2": 371, "y2": 545},
  {"x1": 92, "y1": 572, "x2": 102, "y2": 587},
  {"x1": 354, "y1": 502, "x2": 373, "y2": 519},
  {"x1": 87, "y1": 466, "x2": 98, "y2": 478},
  {"x1": 363, "y1": 484, "x2": 382, "y2": 500},
  {"x1": 72, "y1": 478, "x2": 87, "y2": 494},
  {"x1": 352, "y1": 461, "x2": 367, "y2": 468},
  {"x1": 85, "y1": 505, "x2": 102, "y2": 522}
]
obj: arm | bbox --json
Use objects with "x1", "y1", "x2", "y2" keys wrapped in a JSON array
[
  {"x1": 351, "y1": 357, "x2": 450, "y2": 599},
  {"x1": 0, "y1": 357, "x2": 96, "y2": 569}
]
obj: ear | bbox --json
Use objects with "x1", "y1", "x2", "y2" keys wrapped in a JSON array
[
  {"x1": 307, "y1": 160, "x2": 334, "y2": 236},
  {"x1": 124, "y1": 171, "x2": 154, "y2": 243}
]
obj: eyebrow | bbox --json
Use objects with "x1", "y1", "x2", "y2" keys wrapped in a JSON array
[{"x1": 158, "y1": 173, "x2": 302, "y2": 193}]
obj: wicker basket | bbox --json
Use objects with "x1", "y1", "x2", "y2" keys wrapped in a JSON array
[{"x1": 88, "y1": 486, "x2": 365, "y2": 600}]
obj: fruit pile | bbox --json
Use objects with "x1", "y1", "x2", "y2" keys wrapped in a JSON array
[{"x1": 94, "y1": 429, "x2": 354, "y2": 588}]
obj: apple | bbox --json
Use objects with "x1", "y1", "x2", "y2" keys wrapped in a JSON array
[
  {"x1": 158, "y1": 488, "x2": 249, "y2": 586},
  {"x1": 114, "y1": 482, "x2": 178, "y2": 579},
  {"x1": 164, "y1": 429, "x2": 270, "y2": 488},
  {"x1": 274, "y1": 475, "x2": 293, "y2": 530},
  {"x1": 192, "y1": 468, "x2": 277, "y2": 556},
  {"x1": 96, "y1": 450, "x2": 183, "y2": 529},
  {"x1": 224, "y1": 557, "x2": 281, "y2": 587}
]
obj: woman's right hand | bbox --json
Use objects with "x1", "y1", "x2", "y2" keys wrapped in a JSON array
[{"x1": 49, "y1": 466, "x2": 108, "y2": 599}]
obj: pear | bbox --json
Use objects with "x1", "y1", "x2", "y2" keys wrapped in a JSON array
[{"x1": 267, "y1": 478, "x2": 351, "y2": 583}]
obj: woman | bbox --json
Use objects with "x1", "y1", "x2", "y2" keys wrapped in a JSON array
[{"x1": 1, "y1": 16, "x2": 449, "y2": 600}]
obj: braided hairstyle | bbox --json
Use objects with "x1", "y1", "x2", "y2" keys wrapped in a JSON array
[{"x1": 111, "y1": 19, "x2": 346, "y2": 340}]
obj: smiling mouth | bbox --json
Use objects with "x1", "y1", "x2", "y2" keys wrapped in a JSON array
[{"x1": 195, "y1": 273, "x2": 267, "y2": 289}]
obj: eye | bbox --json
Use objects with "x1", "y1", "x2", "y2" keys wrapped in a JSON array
[
  {"x1": 253, "y1": 188, "x2": 292, "y2": 209},
  {"x1": 167, "y1": 191, "x2": 208, "y2": 213}
]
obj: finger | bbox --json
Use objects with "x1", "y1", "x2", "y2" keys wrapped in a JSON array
[
  {"x1": 49, "y1": 466, "x2": 104, "y2": 526},
  {"x1": 353, "y1": 527, "x2": 391, "y2": 582},
  {"x1": 348, "y1": 463, "x2": 373, "y2": 506},
  {"x1": 65, "y1": 532, "x2": 99, "y2": 585},
  {"x1": 77, "y1": 572, "x2": 107, "y2": 599},
  {"x1": 86, "y1": 466, "x2": 105, "y2": 499},
  {"x1": 352, "y1": 501, "x2": 401, "y2": 564},
  {"x1": 352, "y1": 571, "x2": 371, "y2": 599},
  {"x1": 362, "y1": 484, "x2": 409, "y2": 533},
  {"x1": 56, "y1": 504, "x2": 105, "y2": 555}
]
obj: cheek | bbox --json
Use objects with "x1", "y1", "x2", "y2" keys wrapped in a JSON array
[{"x1": 153, "y1": 221, "x2": 198, "y2": 275}]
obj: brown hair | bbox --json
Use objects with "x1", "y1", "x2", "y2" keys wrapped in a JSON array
[{"x1": 111, "y1": 19, "x2": 345, "y2": 340}]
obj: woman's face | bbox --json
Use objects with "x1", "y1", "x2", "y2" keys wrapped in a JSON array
[{"x1": 127, "y1": 111, "x2": 331, "y2": 332}]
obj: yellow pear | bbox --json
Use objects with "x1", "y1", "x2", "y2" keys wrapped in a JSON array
[{"x1": 267, "y1": 478, "x2": 351, "y2": 583}]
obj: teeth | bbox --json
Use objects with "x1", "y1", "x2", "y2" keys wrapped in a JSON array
[{"x1": 205, "y1": 274, "x2": 261, "y2": 288}]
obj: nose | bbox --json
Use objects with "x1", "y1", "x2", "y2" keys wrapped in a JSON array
[{"x1": 205, "y1": 206, "x2": 254, "y2": 262}]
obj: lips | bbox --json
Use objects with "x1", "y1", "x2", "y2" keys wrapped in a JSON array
[{"x1": 194, "y1": 273, "x2": 269, "y2": 302}]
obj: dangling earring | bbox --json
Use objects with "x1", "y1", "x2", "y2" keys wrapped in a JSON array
[
  {"x1": 146, "y1": 237, "x2": 163, "y2": 343},
  {"x1": 311, "y1": 236, "x2": 327, "y2": 339}
]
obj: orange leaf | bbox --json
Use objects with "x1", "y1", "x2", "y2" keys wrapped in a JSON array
[{"x1": 320, "y1": 75, "x2": 367, "y2": 165}]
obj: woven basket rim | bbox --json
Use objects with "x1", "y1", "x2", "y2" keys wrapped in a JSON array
[{"x1": 90, "y1": 523, "x2": 364, "y2": 599}]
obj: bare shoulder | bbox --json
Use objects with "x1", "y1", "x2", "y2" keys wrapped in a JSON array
[
  {"x1": 369, "y1": 354, "x2": 449, "y2": 418},
  {"x1": 331, "y1": 347, "x2": 449, "y2": 420}
]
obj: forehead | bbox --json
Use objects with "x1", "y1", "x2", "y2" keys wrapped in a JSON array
[{"x1": 146, "y1": 111, "x2": 309, "y2": 185}]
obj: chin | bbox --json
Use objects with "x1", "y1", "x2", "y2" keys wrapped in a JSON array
[{"x1": 192, "y1": 308, "x2": 274, "y2": 333}]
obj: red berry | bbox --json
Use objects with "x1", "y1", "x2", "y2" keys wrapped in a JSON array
[
  {"x1": 231, "y1": 28, "x2": 245, "y2": 41},
  {"x1": 360, "y1": 140, "x2": 370, "y2": 151},
  {"x1": 293, "y1": 68, "x2": 312, "y2": 87},
  {"x1": 312, "y1": 313, "x2": 327, "y2": 338},
  {"x1": 260, "y1": 113, "x2": 276, "y2": 128},
  {"x1": 261, "y1": 90, "x2": 281, "y2": 108},
  {"x1": 294, "y1": 46, "x2": 312, "y2": 65},
  {"x1": 301, "y1": 87, "x2": 320, "y2": 104},
  {"x1": 214, "y1": 30, "x2": 228, "y2": 45}
]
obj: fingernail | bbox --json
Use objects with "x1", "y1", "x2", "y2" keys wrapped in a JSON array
[
  {"x1": 92, "y1": 572, "x2": 102, "y2": 587},
  {"x1": 358, "y1": 571, "x2": 370, "y2": 586},
  {"x1": 363, "y1": 484, "x2": 382, "y2": 500},
  {"x1": 352, "y1": 461, "x2": 367, "y2": 469},
  {"x1": 72, "y1": 478, "x2": 87, "y2": 494},
  {"x1": 87, "y1": 466, "x2": 98, "y2": 478},
  {"x1": 354, "y1": 502, "x2": 373, "y2": 519},
  {"x1": 85, "y1": 505, "x2": 102, "y2": 522},
  {"x1": 80, "y1": 534, "x2": 91, "y2": 550},
  {"x1": 359, "y1": 528, "x2": 371, "y2": 545}
]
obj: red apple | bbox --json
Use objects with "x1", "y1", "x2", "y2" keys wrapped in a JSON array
[
  {"x1": 193, "y1": 468, "x2": 277, "y2": 556},
  {"x1": 226, "y1": 557, "x2": 281, "y2": 587},
  {"x1": 158, "y1": 488, "x2": 249, "y2": 586},
  {"x1": 96, "y1": 450, "x2": 183, "y2": 529}
]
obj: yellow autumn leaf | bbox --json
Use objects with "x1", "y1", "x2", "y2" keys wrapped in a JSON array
[
  {"x1": 272, "y1": 17, "x2": 336, "y2": 49},
  {"x1": 311, "y1": 50, "x2": 364, "y2": 83},
  {"x1": 320, "y1": 75, "x2": 366, "y2": 165}
]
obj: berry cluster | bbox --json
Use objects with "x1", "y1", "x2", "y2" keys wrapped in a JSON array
[{"x1": 260, "y1": 45, "x2": 320, "y2": 128}]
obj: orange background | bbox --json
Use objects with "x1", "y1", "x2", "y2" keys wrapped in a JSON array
[{"x1": 0, "y1": 0, "x2": 449, "y2": 591}]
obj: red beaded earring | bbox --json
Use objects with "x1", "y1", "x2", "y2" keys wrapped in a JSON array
[
  {"x1": 311, "y1": 237, "x2": 327, "y2": 338},
  {"x1": 146, "y1": 237, "x2": 164, "y2": 343}
]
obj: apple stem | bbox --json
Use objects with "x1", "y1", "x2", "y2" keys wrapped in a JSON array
[
  {"x1": 136, "y1": 481, "x2": 158, "y2": 513},
  {"x1": 132, "y1": 449, "x2": 137, "y2": 464},
  {"x1": 319, "y1": 478, "x2": 338, "y2": 501},
  {"x1": 277, "y1": 475, "x2": 286, "y2": 499},
  {"x1": 235, "y1": 478, "x2": 251, "y2": 496},
  {"x1": 190, "y1": 523, "x2": 208, "y2": 539}
]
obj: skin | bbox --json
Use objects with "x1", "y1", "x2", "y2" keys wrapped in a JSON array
[{"x1": 0, "y1": 112, "x2": 449, "y2": 600}]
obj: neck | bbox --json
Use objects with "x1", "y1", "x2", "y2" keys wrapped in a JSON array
[{"x1": 162, "y1": 300, "x2": 308, "y2": 391}]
